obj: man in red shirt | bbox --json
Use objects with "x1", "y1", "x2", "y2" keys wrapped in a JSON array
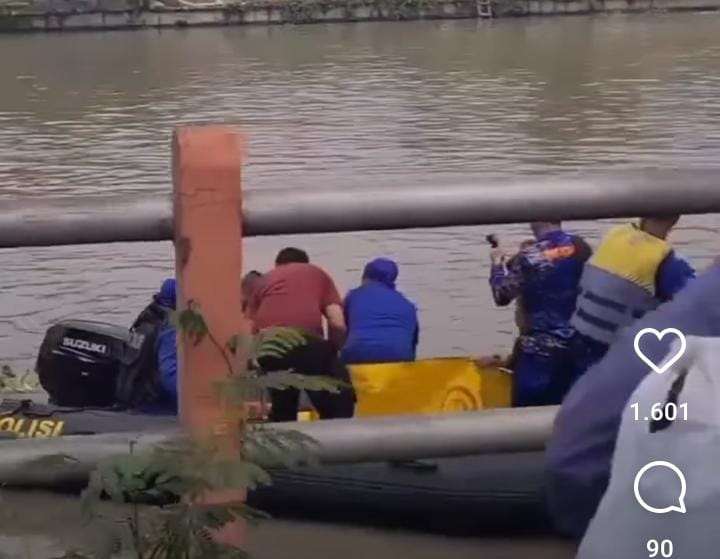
[{"x1": 248, "y1": 247, "x2": 354, "y2": 421}]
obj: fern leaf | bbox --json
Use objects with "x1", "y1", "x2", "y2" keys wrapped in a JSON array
[
  {"x1": 257, "y1": 371, "x2": 346, "y2": 393},
  {"x1": 244, "y1": 426, "x2": 320, "y2": 468}
]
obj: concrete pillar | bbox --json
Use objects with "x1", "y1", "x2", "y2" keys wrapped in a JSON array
[{"x1": 172, "y1": 125, "x2": 249, "y2": 545}]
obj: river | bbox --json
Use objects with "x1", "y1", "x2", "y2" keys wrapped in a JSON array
[{"x1": 1, "y1": 13, "x2": 720, "y2": 370}]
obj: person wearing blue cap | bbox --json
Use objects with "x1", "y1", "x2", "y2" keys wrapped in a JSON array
[
  {"x1": 341, "y1": 258, "x2": 419, "y2": 365},
  {"x1": 117, "y1": 278, "x2": 178, "y2": 413}
]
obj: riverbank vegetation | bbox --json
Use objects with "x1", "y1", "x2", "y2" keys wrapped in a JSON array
[{"x1": 3, "y1": 0, "x2": 720, "y2": 32}]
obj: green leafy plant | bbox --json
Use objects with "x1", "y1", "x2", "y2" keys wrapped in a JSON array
[
  {"x1": 49, "y1": 303, "x2": 343, "y2": 559},
  {"x1": 0, "y1": 364, "x2": 40, "y2": 393},
  {"x1": 377, "y1": 0, "x2": 423, "y2": 19},
  {"x1": 280, "y1": 0, "x2": 323, "y2": 23}
]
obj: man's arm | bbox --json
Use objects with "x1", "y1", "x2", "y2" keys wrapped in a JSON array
[
  {"x1": 156, "y1": 325, "x2": 178, "y2": 401},
  {"x1": 656, "y1": 253, "x2": 696, "y2": 302},
  {"x1": 324, "y1": 303, "x2": 347, "y2": 350},
  {"x1": 320, "y1": 270, "x2": 347, "y2": 350},
  {"x1": 489, "y1": 250, "x2": 525, "y2": 307}
]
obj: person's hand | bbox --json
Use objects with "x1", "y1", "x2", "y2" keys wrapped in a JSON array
[
  {"x1": 475, "y1": 354, "x2": 505, "y2": 368},
  {"x1": 490, "y1": 247, "x2": 507, "y2": 266}
]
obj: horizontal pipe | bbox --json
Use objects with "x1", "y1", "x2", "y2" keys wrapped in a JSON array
[
  {"x1": 2, "y1": 194, "x2": 173, "y2": 248},
  {"x1": 275, "y1": 405, "x2": 557, "y2": 463},
  {"x1": 0, "y1": 406, "x2": 557, "y2": 487},
  {"x1": 245, "y1": 169, "x2": 720, "y2": 237},
  {"x1": 2, "y1": 169, "x2": 720, "y2": 248}
]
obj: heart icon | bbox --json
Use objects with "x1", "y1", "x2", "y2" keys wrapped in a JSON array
[{"x1": 633, "y1": 328, "x2": 687, "y2": 375}]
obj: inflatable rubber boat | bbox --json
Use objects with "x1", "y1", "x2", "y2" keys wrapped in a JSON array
[
  {"x1": 0, "y1": 398, "x2": 550, "y2": 536},
  {"x1": 0, "y1": 320, "x2": 552, "y2": 536}
]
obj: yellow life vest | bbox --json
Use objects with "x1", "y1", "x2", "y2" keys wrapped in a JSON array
[{"x1": 589, "y1": 224, "x2": 672, "y2": 296}]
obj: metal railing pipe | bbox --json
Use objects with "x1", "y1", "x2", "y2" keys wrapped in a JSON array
[
  {"x1": 273, "y1": 404, "x2": 557, "y2": 463},
  {"x1": 2, "y1": 169, "x2": 719, "y2": 248},
  {"x1": 2, "y1": 194, "x2": 173, "y2": 248},
  {"x1": 0, "y1": 406, "x2": 557, "y2": 487},
  {"x1": 244, "y1": 169, "x2": 720, "y2": 237}
]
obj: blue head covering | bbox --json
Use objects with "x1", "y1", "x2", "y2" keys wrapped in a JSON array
[
  {"x1": 363, "y1": 258, "x2": 399, "y2": 289},
  {"x1": 155, "y1": 278, "x2": 177, "y2": 309}
]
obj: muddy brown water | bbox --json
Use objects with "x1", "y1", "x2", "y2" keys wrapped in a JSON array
[{"x1": 2, "y1": 13, "x2": 720, "y2": 370}]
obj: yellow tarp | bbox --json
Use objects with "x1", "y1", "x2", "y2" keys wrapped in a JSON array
[
  {"x1": 352, "y1": 358, "x2": 512, "y2": 416},
  {"x1": 297, "y1": 358, "x2": 512, "y2": 420}
]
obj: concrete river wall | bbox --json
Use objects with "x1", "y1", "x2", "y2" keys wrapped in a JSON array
[{"x1": 1, "y1": 0, "x2": 720, "y2": 32}]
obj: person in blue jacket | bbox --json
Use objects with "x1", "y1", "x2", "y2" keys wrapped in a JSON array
[
  {"x1": 341, "y1": 258, "x2": 419, "y2": 365},
  {"x1": 490, "y1": 222, "x2": 592, "y2": 407},
  {"x1": 154, "y1": 279, "x2": 178, "y2": 410},
  {"x1": 123, "y1": 278, "x2": 178, "y2": 413}
]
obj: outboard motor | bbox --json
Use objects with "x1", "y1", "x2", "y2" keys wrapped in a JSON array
[{"x1": 36, "y1": 320, "x2": 130, "y2": 407}]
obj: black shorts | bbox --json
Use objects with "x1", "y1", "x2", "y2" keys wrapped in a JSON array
[{"x1": 257, "y1": 334, "x2": 356, "y2": 422}]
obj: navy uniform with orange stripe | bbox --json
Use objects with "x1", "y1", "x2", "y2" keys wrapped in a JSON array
[{"x1": 490, "y1": 228, "x2": 592, "y2": 407}]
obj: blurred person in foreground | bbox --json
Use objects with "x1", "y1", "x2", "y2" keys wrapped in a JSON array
[
  {"x1": 546, "y1": 260, "x2": 720, "y2": 540},
  {"x1": 247, "y1": 247, "x2": 355, "y2": 421},
  {"x1": 489, "y1": 222, "x2": 592, "y2": 407},
  {"x1": 341, "y1": 257, "x2": 419, "y2": 365}
]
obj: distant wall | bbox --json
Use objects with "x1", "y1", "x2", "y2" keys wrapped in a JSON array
[{"x1": 1, "y1": 0, "x2": 720, "y2": 32}]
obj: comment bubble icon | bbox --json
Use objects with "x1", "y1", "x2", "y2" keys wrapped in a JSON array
[{"x1": 633, "y1": 461, "x2": 687, "y2": 514}]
